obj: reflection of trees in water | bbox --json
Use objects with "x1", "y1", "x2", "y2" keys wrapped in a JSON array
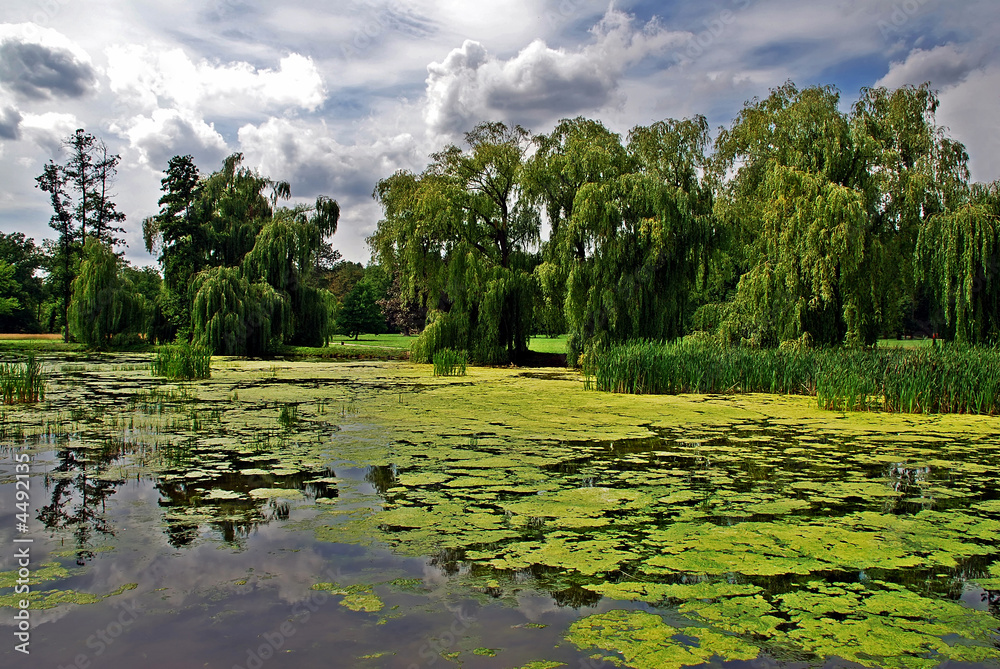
[
  {"x1": 551, "y1": 583, "x2": 602, "y2": 608},
  {"x1": 37, "y1": 438, "x2": 129, "y2": 564},
  {"x1": 365, "y1": 464, "x2": 399, "y2": 496},
  {"x1": 155, "y1": 466, "x2": 337, "y2": 548},
  {"x1": 429, "y1": 547, "x2": 463, "y2": 577},
  {"x1": 984, "y1": 589, "x2": 1000, "y2": 617}
]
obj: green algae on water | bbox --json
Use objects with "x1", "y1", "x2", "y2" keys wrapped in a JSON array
[{"x1": 311, "y1": 582, "x2": 384, "y2": 613}]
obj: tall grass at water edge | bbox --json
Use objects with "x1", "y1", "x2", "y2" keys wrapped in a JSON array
[
  {"x1": 151, "y1": 344, "x2": 212, "y2": 380},
  {"x1": 433, "y1": 349, "x2": 468, "y2": 377},
  {"x1": 0, "y1": 354, "x2": 45, "y2": 404},
  {"x1": 585, "y1": 340, "x2": 1000, "y2": 415}
]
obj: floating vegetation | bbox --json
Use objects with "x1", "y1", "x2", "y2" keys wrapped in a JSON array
[
  {"x1": 566, "y1": 609, "x2": 759, "y2": 669},
  {"x1": 7, "y1": 356, "x2": 1000, "y2": 669},
  {"x1": 586, "y1": 339, "x2": 1000, "y2": 415},
  {"x1": 0, "y1": 353, "x2": 45, "y2": 404},
  {"x1": 151, "y1": 343, "x2": 212, "y2": 380},
  {"x1": 432, "y1": 348, "x2": 468, "y2": 377},
  {"x1": 0, "y1": 561, "x2": 137, "y2": 610},
  {"x1": 473, "y1": 647, "x2": 499, "y2": 657},
  {"x1": 311, "y1": 581, "x2": 385, "y2": 613}
]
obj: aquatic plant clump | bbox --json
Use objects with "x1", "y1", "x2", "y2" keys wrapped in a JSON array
[
  {"x1": 0, "y1": 354, "x2": 45, "y2": 404},
  {"x1": 432, "y1": 348, "x2": 468, "y2": 377},
  {"x1": 151, "y1": 343, "x2": 212, "y2": 380},
  {"x1": 586, "y1": 340, "x2": 1000, "y2": 415}
]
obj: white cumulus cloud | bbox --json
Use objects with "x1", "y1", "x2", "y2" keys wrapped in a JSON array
[
  {"x1": 106, "y1": 45, "x2": 327, "y2": 117},
  {"x1": 118, "y1": 108, "x2": 229, "y2": 170},
  {"x1": 423, "y1": 8, "x2": 687, "y2": 135},
  {"x1": 238, "y1": 116, "x2": 424, "y2": 259}
]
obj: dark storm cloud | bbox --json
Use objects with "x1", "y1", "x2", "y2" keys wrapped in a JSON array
[{"x1": 0, "y1": 39, "x2": 97, "y2": 100}]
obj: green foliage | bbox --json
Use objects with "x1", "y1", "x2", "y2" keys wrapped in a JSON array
[
  {"x1": 0, "y1": 354, "x2": 45, "y2": 404},
  {"x1": 145, "y1": 154, "x2": 341, "y2": 353},
  {"x1": 410, "y1": 309, "x2": 468, "y2": 364},
  {"x1": 336, "y1": 281, "x2": 384, "y2": 340},
  {"x1": 0, "y1": 233, "x2": 44, "y2": 332},
  {"x1": 916, "y1": 181, "x2": 1000, "y2": 343},
  {"x1": 191, "y1": 266, "x2": 289, "y2": 356},
  {"x1": 0, "y1": 260, "x2": 19, "y2": 316},
  {"x1": 532, "y1": 261, "x2": 567, "y2": 337},
  {"x1": 586, "y1": 339, "x2": 815, "y2": 396},
  {"x1": 815, "y1": 344, "x2": 1000, "y2": 414},
  {"x1": 712, "y1": 83, "x2": 969, "y2": 347},
  {"x1": 372, "y1": 121, "x2": 539, "y2": 364},
  {"x1": 432, "y1": 348, "x2": 467, "y2": 377},
  {"x1": 68, "y1": 240, "x2": 150, "y2": 350},
  {"x1": 527, "y1": 116, "x2": 715, "y2": 365},
  {"x1": 151, "y1": 343, "x2": 212, "y2": 380},
  {"x1": 587, "y1": 339, "x2": 1000, "y2": 415}
]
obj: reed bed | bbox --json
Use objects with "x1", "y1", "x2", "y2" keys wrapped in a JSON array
[
  {"x1": 433, "y1": 348, "x2": 468, "y2": 377},
  {"x1": 151, "y1": 344, "x2": 212, "y2": 380},
  {"x1": 587, "y1": 340, "x2": 1000, "y2": 415},
  {"x1": 0, "y1": 354, "x2": 46, "y2": 404}
]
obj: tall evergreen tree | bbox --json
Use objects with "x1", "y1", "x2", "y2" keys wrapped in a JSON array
[
  {"x1": 35, "y1": 160, "x2": 76, "y2": 341},
  {"x1": 90, "y1": 141, "x2": 127, "y2": 248}
]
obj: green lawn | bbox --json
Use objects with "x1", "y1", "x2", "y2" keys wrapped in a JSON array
[
  {"x1": 878, "y1": 337, "x2": 935, "y2": 349},
  {"x1": 324, "y1": 333, "x2": 417, "y2": 351},
  {"x1": 0, "y1": 338, "x2": 84, "y2": 353},
  {"x1": 529, "y1": 335, "x2": 568, "y2": 354}
]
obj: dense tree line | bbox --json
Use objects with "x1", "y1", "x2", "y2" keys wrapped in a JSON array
[
  {"x1": 372, "y1": 82, "x2": 1000, "y2": 364},
  {"x1": 14, "y1": 82, "x2": 999, "y2": 360}
]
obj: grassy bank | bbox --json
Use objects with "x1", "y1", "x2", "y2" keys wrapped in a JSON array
[
  {"x1": 0, "y1": 337, "x2": 84, "y2": 353},
  {"x1": 586, "y1": 340, "x2": 1000, "y2": 415}
]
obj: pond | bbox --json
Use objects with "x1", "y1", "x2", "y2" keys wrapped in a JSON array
[{"x1": 1, "y1": 355, "x2": 999, "y2": 668}]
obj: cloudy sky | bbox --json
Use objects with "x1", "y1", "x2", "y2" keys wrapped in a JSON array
[{"x1": 1, "y1": 0, "x2": 999, "y2": 266}]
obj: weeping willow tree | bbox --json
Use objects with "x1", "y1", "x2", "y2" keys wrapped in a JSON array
[
  {"x1": 561, "y1": 117, "x2": 715, "y2": 364},
  {"x1": 712, "y1": 84, "x2": 861, "y2": 346},
  {"x1": 711, "y1": 82, "x2": 969, "y2": 347},
  {"x1": 68, "y1": 239, "x2": 150, "y2": 349},
  {"x1": 523, "y1": 118, "x2": 632, "y2": 352},
  {"x1": 372, "y1": 122, "x2": 540, "y2": 364},
  {"x1": 850, "y1": 83, "x2": 971, "y2": 341},
  {"x1": 242, "y1": 196, "x2": 340, "y2": 347},
  {"x1": 191, "y1": 266, "x2": 290, "y2": 356},
  {"x1": 917, "y1": 181, "x2": 1000, "y2": 343}
]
